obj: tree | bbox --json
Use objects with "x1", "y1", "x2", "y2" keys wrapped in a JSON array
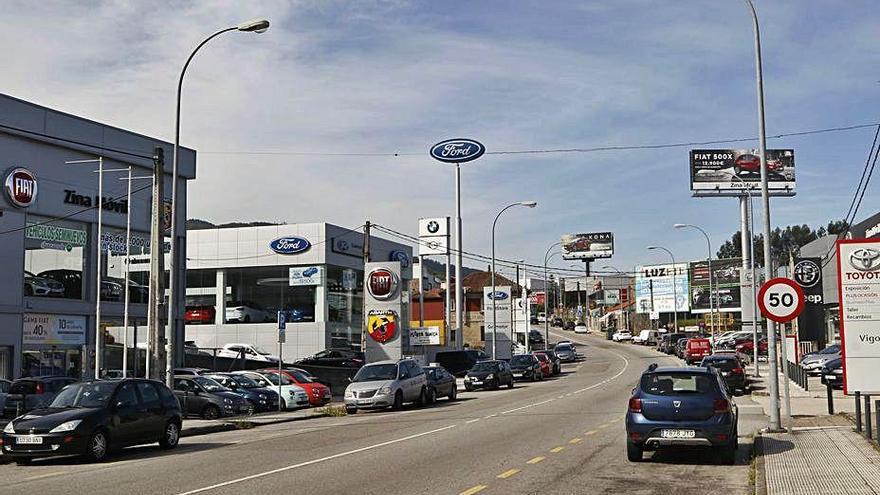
[
  {"x1": 716, "y1": 223, "x2": 821, "y2": 267},
  {"x1": 816, "y1": 220, "x2": 849, "y2": 238}
]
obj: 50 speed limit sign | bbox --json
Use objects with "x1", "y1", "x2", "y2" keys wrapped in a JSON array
[{"x1": 757, "y1": 277, "x2": 805, "y2": 323}]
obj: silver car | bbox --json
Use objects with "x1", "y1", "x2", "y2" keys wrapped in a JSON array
[{"x1": 344, "y1": 359, "x2": 428, "y2": 413}]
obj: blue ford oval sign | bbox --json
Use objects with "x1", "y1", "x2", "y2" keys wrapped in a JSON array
[
  {"x1": 389, "y1": 250, "x2": 410, "y2": 269},
  {"x1": 429, "y1": 138, "x2": 485, "y2": 164},
  {"x1": 487, "y1": 291, "x2": 509, "y2": 301},
  {"x1": 270, "y1": 236, "x2": 311, "y2": 255}
]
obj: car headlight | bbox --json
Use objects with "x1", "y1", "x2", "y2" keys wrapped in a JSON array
[
  {"x1": 259, "y1": 394, "x2": 267, "y2": 399},
  {"x1": 344, "y1": 388, "x2": 354, "y2": 398},
  {"x1": 288, "y1": 390, "x2": 296, "y2": 396},
  {"x1": 378, "y1": 386, "x2": 392, "y2": 395},
  {"x1": 49, "y1": 420, "x2": 82, "y2": 433},
  {"x1": 486, "y1": 374, "x2": 494, "y2": 380},
  {"x1": 224, "y1": 398, "x2": 233, "y2": 404},
  {"x1": 4, "y1": 422, "x2": 14, "y2": 434}
]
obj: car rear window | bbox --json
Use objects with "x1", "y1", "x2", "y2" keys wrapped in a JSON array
[
  {"x1": 703, "y1": 358, "x2": 737, "y2": 371},
  {"x1": 9, "y1": 381, "x2": 38, "y2": 394},
  {"x1": 640, "y1": 373, "x2": 716, "y2": 396},
  {"x1": 689, "y1": 340, "x2": 710, "y2": 349}
]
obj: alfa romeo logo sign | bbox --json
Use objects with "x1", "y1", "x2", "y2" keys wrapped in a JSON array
[
  {"x1": 5, "y1": 167, "x2": 37, "y2": 208},
  {"x1": 367, "y1": 268, "x2": 398, "y2": 300},
  {"x1": 793, "y1": 259, "x2": 821, "y2": 287}
]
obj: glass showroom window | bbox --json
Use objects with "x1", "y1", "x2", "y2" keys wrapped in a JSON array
[
  {"x1": 103, "y1": 229, "x2": 150, "y2": 303},
  {"x1": 185, "y1": 269, "x2": 218, "y2": 324},
  {"x1": 225, "y1": 267, "x2": 316, "y2": 324},
  {"x1": 327, "y1": 266, "x2": 363, "y2": 348},
  {"x1": 23, "y1": 218, "x2": 88, "y2": 300}
]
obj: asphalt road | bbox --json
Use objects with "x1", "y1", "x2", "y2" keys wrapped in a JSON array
[{"x1": 0, "y1": 331, "x2": 768, "y2": 495}]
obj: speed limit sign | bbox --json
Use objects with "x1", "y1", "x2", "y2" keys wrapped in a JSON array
[{"x1": 757, "y1": 277, "x2": 805, "y2": 323}]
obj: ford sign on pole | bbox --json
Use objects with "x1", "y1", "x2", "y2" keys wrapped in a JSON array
[{"x1": 429, "y1": 138, "x2": 485, "y2": 164}]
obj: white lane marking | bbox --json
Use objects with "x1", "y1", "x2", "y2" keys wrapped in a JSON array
[
  {"x1": 176, "y1": 424, "x2": 458, "y2": 495},
  {"x1": 466, "y1": 418, "x2": 482, "y2": 424},
  {"x1": 500, "y1": 398, "x2": 555, "y2": 415},
  {"x1": 484, "y1": 414, "x2": 498, "y2": 419}
]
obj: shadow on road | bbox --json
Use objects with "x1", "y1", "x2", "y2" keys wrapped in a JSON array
[
  {"x1": 644, "y1": 437, "x2": 758, "y2": 466},
  {"x1": 20, "y1": 442, "x2": 230, "y2": 467}
]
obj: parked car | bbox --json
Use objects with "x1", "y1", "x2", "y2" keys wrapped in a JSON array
[
  {"x1": 552, "y1": 317, "x2": 564, "y2": 327},
  {"x1": 3, "y1": 376, "x2": 78, "y2": 418},
  {"x1": 700, "y1": 355, "x2": 747, "y2": 394},
  {"x1": 262, "y1": 368, "x2": 332, "y2": 406},
  {"x1": 612, "y1": 330, "x2": 632, "y2": 342},
  {"x1": 509, "y1": 354, "x2": 543, "y2": 381},
  {"x1": 225, "y1": 301, "x2": 270, "y2": 323},
  {"x1": 216, "y1": 343, "x2": 280, "y2": 363},
  {"x1": 554, "y1": 343, "x2": 578, "y2": 362},
  {"x1": 685, "y1": 338, "x2": 712, "y2": 365},
  {"x1": 658, "y1": 333, "x2": 686, "y2": 354},
  {"x1": 344, "y1": 359, "x2": 428, "y2": 412},
  {"x1": 535, "y1": 350, "x2": 561, "y2": 375},
  {"x1": 819, "y1": 357, "x2": 844, "y2": 389},
  {"x1": 1, "y1": 379, "x2": 182, "y2": 464},
  {"x1": 23, "y1": 270, "x2": 65, "y2": 297},
  {"x1": 464, "y1": 360, "x2": 514, "y2": 391},
  {"x1": 184, "y1": 305, "x2": 216, "y2": 324},
  {"x1": 295, "y1": 348, "x2": 365, "y2": 369},
  {"x1": 435, "y1": 349, "x2": 489, "y2": 377},
  {"x1": 0, "y1": 379, "x2": 10, "y2": 415},
  {"x1": 633, "y1": 330, "x2": 661, "y2": 346},
  {"x1": 202, "y1": 373, "x2": 280, "y2": 412},
  {"x1": 736, "y1": 338, "x2": 768, "y2": 356},
  {"x1": 574, "y1": 323, "x2": 588, "y2": 334},
  {"x1": 563, "y1": 320, "x2": 575, "y2": 331},
  {"x1": 537, "y1": 312, "x2": 546, "y2": 323},
  {"x1": 675, "y1": 338, "x2": 690, "y2": 359},
  {"x1": 625, "y1": 364, "x2": 738, "y2": 464},
  {"x1": 800, "y1": 344, "x2": 842, "y2": 375},
  {"x1": 423, "y1": 365, "x2": 457, "y2": 403},
  {"x1": 531, "y1": 353, "x2": 552, "y2": 379},
  {"x1": 173, "y1": 375, "x2": 252, "y2": 418},
  {"x1": 528, "y1": 330, "x2": 546, "y2": 347},
  {"x1": 530, "y1": 315, "x2": 539, "y2": 325},
  {"x1": 236, "y1": 370, "x2": 310, "y2": 410},
  {"x1": 36, "y1": 269, "x2": 85, "y2": 299},
  {"x1": 173, "y1": 367, "x2": 210, "y2": 376},
  {"x1": 100, "y1": 278, "x2": 123, "y2": 301}
]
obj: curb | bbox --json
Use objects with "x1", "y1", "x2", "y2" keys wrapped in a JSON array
[{"x1": 753, "y1": 434, "x2": 767, "y2": 495}]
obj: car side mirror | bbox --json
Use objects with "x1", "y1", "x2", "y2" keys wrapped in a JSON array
[
  {"x1": 347, "y1": 377, "x2": 352, "y2": 383},
  {"x1": 115, "y1": 401, "x2": 126, "y2": 409}
]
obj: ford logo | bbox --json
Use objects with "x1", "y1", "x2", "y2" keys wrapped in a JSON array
[
  {"x1": 302, "y1": 267, "x2": 319, "y2": 277},
  {"x1": 486, "y1": 291, "x2": 509, "y2": 301},
  {"x1": 429, "y1": 138, "x2": 485, "y2": 164},
  {"x1": 389, "y1": 250, "x2": 410, "y2": 269},
  {"x1": 270, "y1": 236, "x2": 311, "y2": 255}
]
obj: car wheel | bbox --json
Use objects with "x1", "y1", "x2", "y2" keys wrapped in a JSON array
[
  {"x1": 464, "y1": 384, "x2": 473, "y2": 392},
  {"x1": 202, "y1": 404, "x2": 220, "y2": 420},
  {"x1": 243, "y1": 315, "x2": 251, "y2": 323},
  {"x1": 626, "y1": 442, "x2": 643, "y2": 462},
  {"x1": 426, "y1": 387, "x2": 436, "y2": 405},
  {"x1": 449, "y1": 386, "x2": 457, "y2": 401},
  {"x1": 719, "y1": 428, "x2": 738, "y2": 465},
  {"x1": 280, "y1": 398, "x2": 287, "y2": 410},
  {"x1": 14, "y1": 458, "x2": 32, "y2": 465},
  {"x1": 507, "y1": 378, "x2": 514, "y2": 389},
  {"x1": 85, "y1": 430, "x2": 109, "y2": 462},
  {"x1": 416, "y1": 387, "x2": 427, "y2": 406},
  {"x1": 392, "y1": 390, "x2": 403, "y2": 410},
  {"x1": 159, "y1": 420, "x2": 180, "y2": 449},
  {"x1": 345, "y1": 406, "x2": 357, "y2": 415}
]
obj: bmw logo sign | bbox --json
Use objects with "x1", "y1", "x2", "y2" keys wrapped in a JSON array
[{"x1": 427, "y1": 220, "x2": 440, "y2": 234}]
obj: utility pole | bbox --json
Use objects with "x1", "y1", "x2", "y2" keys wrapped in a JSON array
[
  {"x1": 418, "y1": 256, "x2": 425, "y2": 326},
  {"x1": 147, "y1": 147, "x2": 165, "y2": 381},
  {"x1": 362, "y1": 221, "x2": 371, "y2": 356}
]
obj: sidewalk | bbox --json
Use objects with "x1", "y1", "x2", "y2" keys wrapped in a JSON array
[{"x1": 747, "y1": 362, "x2": 857, "y2": 423}]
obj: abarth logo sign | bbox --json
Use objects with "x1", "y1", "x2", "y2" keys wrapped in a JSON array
[
  {"x1": 367, "y1": 310, "x2": 397, "y2": 343},
  {"x1": 850, "y1": 248, "x2": 880, "y2": 272},
  {"x1": 367, "y1": 268, "x2": 398, "y2": 300}
]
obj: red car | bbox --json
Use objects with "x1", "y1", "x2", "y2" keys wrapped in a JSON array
[
  {"x1": 184, "y1": 305, "x2": 216, "y2": 324},
  {"x1": 734, "y1": 154, "x2": 783, "y2": 175},
  {"x1": 532, "y1": 352, "x2": 552, "y2": 378},
  {"x1": 736, "y1": 338, "x2": 768, "y2": 356},
  {"x1": 684, "y1": 338, "x2": 712, "y2": 365},
  {"x1": 262, "y1": 367, "x2": 332, "y2": 406}
]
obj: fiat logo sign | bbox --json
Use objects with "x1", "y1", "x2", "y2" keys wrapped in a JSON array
[
  {"x1": 367, "y1": 268, "x2": 399, "y2": 300},
  {"x1": 5, "y1": 167, "x2": 37, "y2": 208}
]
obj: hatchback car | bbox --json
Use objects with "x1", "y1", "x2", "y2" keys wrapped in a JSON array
[
  {"x1": 626, "y1": 364, "x2": 738, "y2": 464},
  {"x1": 532, "y1": 353, "x2": 552, "y2": 379},
  {"x1": 202, "y1": 373, "x2": 280, "y2": 412},
  {"x1": 464, "y1": 360, "x2": 514, "y2": 391},
  {"x1": 173, "y1": 375, "x2": 252, "y2": 418},
  {"x1": 819, "y1": 357, "x2": 843, "y2": 389},
  {"x1": 1, "y1": 379, "x2": 182, "y2": 464},
  {"x1": 534, "y1": 350, "x2": 561, "y2": 375},
  {"x1": 423, "y1": 366, "x2": 457, "y2": 403},
  {"x1": 261, "y1": 368, "x2": 332, "y2": 406},
  {"x1": 509, "y1": 354, "x2": 543, "y2": 381},
  {"x1": 237, "y1": 371, "x2": 310, "y2": 410},
  {"x1": 700, "y1": 355, "x2": 747, "y2": 395},
  {"x1": 554, "y1": 343, "x2": 578, "y2": 363},
  {"x1": 344, "y1": 359, "x2": 428, "y2": 412},
  {"x1": 3, "y1": 376, "x2": 78, "y2": 418}
]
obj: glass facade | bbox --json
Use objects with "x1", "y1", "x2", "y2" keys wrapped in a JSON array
[
  {"x1": 103, "y1": 229, "x2": 151, "y2": 304},
  {"x1": 327, "y1": 266, "x2": 364, "y2": 348},
  {"x1": 23, "y1": 218, "x2": 88, "y2": 300}
]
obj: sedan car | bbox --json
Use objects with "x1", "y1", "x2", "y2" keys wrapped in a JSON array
[
  {"x1": 626, "y1": 364, "x2": 738, "y2": 464},
  {"x1": 574, "y1": 323, "x2": 588, "y2": 334},
  {"x1": 612, "y1": 330, "x2": 632, "y2": 342},
  {"x1": 295, "y1": 348, "x2": 365, "y2": 369},
  {"x1": 800, "y1": 344, "x2": 841, "y2": 375},
  {"x1": 217, "y1": 343, "x2": 280, "y2": 363},
  {"x1": 173, "y1": 375, "x2": 252, "y2": 418},
  {"x1": 464, "y1": 360, "x2": 514, "y2": 391},
  {"x1": 225, "y1": 301, "x2": 269, "y2": 323},
  {"x1": 554, "y1": 343, "x2": 578, "y2": 362},
  {"x1": 3, "y1": 376, "x2": 78, "y2": 418},
  {"x1": 819, "y1": 357, "x2": 844, "y2": 389},
  {"x1": 202, "y1": 373, "x2": 280, "y2": 412},
  {"x1": 535, "y1": 350, "x2": 561, "y2": 375},
  {"x1": 1, "y1": 379, "x2": 181, "y2": 464},
  {"x1": 24, "y1": 270, "x2": 65, "y2": 297},
  {"x1": 509, "y1": 354, "x2": 543, "y2": 381},
  {"x1": 184, "y1": 305, "x2": 216, "y2": 324},
  {"x1": 531, "y1": 353, "x2": 552, "y2": 379},
  {"x1": 423, "y1": 365, "x2": 457, "y2": 403}
]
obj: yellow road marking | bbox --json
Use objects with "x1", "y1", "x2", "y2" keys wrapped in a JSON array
[
  {"x1": 585, "y1": 430, "x2": 597, "y2": 436},
  {"x1": 527, "y1": 456, "x2": 546, "y2": 464},
  {"x1": 550, "y1": 446, "x2": 565, "y2": 453},
  {"x1": 22, "y1": 471, "x2": 68, "y2": 481},
  {"x1": 598, "y1": 423, "x2": 611, "y2": 429},
  {"x1": 497, "y1": 469, "x2": 520, "y2": 479},
  {"x1": 460, "y1": 485, "x2": 488, "y2": 495},
  {"x1": 569, "y1": 437, "x2": 583, "y2": 444}
]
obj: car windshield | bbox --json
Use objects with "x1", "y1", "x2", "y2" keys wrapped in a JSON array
[
  {"x1": 192, "y1": 376, "x2": 228, "y2": 392},
  {"x1": 702, "y1": 358, "x2": 737, "y2": 371},
  {"x1": 641, "y1": 373, "x2": 715, "y2": 395},
  {"x1": 555, "y1": 344, "x2": 572, "y2": 352},
  {"x1": 50, "y1": 382, "x2": 116, "y2": 408},
  {"x1": 470, "y1": 362, "x2": 498, "y2": 372},
  {"x1": 534, "y1": 354, "x2": 548, "y2": 362},
  {"x1": 353, "y1": 364, "x2": 398, "y2": 382},
  {"x1": 260, "y1": 373, "x2": 292, "y2": 385},
  {"x1": 229, "y1": 374, "x2": 260, "y2": 388},
  {"x1": 510, "y1": 355, "x2": 534, "y2": 366},
  {"x1": 286, "y1": 369, "x2": 315, "y2": 383}
]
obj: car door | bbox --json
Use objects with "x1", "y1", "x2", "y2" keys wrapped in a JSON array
[
  {"x1": 111, "y1": 381, "x2": 145, "y2": 446},
  {"x1": 172, "y1": 378, "x2": 192, "y2": 415},
  {"x1": 136, "y1": 381, "x2": 166, "y2": 438}
]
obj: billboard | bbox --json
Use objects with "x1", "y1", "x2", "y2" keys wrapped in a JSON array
[
  {"x1": 561, "y1": 232, "x2": 614, "y2": 260},
  {"x1": 689, "y1": 258, "x2": 742, "y2": 314},
  {"x1": 690, "y1": 149, "x2": 795, "y2": 197},
  {"x1": 484, "y1": 286, "x2": 512, "y2": 360},
  {"x1": 635, "y1": 263, "x2": 689, "y2": 314},
  {"x1": 836, "y1": 240, "x2": 880, "y2": 394},
  {"x1": 23, "y1": 314, "x2": 86, "y2": 345},
  {"x1": 794, "y1": 257, "x2": 826, "y2": 346}
]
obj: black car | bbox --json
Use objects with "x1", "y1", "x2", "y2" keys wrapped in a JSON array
[
  {"x1": 173, "y1": 375, "x2": 253, "y2": 419},
  {"x1": 173, "y1": 367, "x2": 210, "y2": 376},
  {"x1": 423, "y1": 366, "x2": 457, "y2": 403},
  {"x1": 464, "y1": 360, "x2": 514, "y2": 391},
  {"x1": 1, "y1": 379, "x2": 182, "y2": 464},
  {"x1": 530, "y1": 315, "x2": 539, "y2": 325},
  {"x1": 203, "y1": 373, "x2": 279, "y2": 412},
  {"x1": 658, "y1": 333, "x2": 686, "y2": 354},
  {"x1": 3, "y1": 376, "x2": 78, "y2": 418},
  {"x1": 552, "y1": 317, "x2": 564, "y2": 327},
  {"x1": 819, "y1": 357, "x2": 844, "y2": 389},
  {"x1": 294, "y1": 348, "x2": 364, "y2": 369},
  {"x1": 528, "y1": 330, "x2": 545, "y2": 347},
  {"x1": 563, "y1": 321, "x2": 575, "y2": 331},
  {"x1": 435, "y1": 349, "x2": 490, "y2": 377},
  {"x1": 700, "y1": 355, "x2": 747, "y2": 394},
  {"x1": 675, "y1": 338, "x2": 689, "y2": 359},
  {"x1": 536, "y1": 349, "x2": 562, "y2": 375},
  {"x1": 509, "y1": 354, "x2": 543, "y2": 381}
]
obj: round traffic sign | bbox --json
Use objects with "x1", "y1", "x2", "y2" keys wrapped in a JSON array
[{"x1": 757, "y1": 277, "x2": 805, "y2": 323}]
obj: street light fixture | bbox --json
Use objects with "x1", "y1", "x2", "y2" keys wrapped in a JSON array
[
  {"x1": 673, "y1": 223, "x2": 715, "y2": 340},
  {"x1": 647, "y1": 245, "x2": 678, "y2": 332},
  {"x1": 166, "y1": 19, "x2": 269, "y2": 386},
  {"x1": 490, "y1": 201, "x2": 537, "y2": 359}
]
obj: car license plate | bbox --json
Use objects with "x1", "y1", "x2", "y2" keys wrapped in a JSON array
[
  {"x1": 16, "y1": 435, "x2": 43, "y2": 445},
  {"x1": 357, "y1": 399, "x2": 372, "y2": 405},
  {"x1": 513, "y1": 373, "x2": 523, "y2": 378},
  {"x1": 661, "y1": 429, "x2": 695, "y2": 439},
  {"x1": 471, "y1": 381, "x2": 482, "y2": 385},
  {"x1": 825, "y1": 375, "x2": 837, "y2": 381}
]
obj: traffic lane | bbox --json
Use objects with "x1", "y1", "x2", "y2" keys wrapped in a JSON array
[{"x1": 0, "y1": 338, "x2": 627, "y2": 494}]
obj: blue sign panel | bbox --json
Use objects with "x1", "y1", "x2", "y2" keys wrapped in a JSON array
[
  {"x1": 429, "y1": 138, "x2": 485, "y2": 164},
  {"x1": 270, "y1": 236, "x2": 311, "y2": 255}
]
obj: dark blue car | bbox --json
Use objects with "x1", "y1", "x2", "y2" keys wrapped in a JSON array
[
  {"x1": 625, "y1": 364, "x2": 738, "y2": 464},
  {"x1": 203, "y1": 373, "x2": 279, "y2": 413}
]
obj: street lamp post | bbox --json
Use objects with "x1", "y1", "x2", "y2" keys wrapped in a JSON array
[
  {"x1": 167, "y1": 19, "x2": 269, "y2": 387},
  {"x1": 543, "y1": 241, "x2": 563, "y2": 346},
  {"x1": 490, "y1": 201, "x2": 537, "y2": 359},
  {"x1": 514, "y1": 258, "x2": 525, "y2": 353},
  {"x1": 647, "y1": 246, "x2": 678, "y2": 332},
  {"x1": 673, "y1": 224, "x2": 715, "y2": 339}
]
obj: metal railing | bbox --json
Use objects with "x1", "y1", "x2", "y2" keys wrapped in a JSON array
[{"x1": 786, "y1": 360, "x2": 808, "y2": 392}]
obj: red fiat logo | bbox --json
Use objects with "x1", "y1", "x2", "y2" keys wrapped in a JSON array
[
  {"x1": 367, "y1": 268, "x2": 397, "y2": 300},
  {"x1": 5, "y1": 168, "x2": 37, "y2": 208}
]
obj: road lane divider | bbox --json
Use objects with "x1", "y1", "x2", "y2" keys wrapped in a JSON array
[
  {"x1": 550, "y1": 446, "x2": 565, "y2": 453},
  {"x1": 526, "y1": 456, "x2": 546, "y2": 465},
  {"x1": 497, "y1": 469, "x2": 520, "y2": 479},
  {"x1": 585, "y1": 430, "x2": 597, "y2": 436},
  {"x1": 569, "y1": 438, "x2": 583, "y2": 444},
  {"x1": 459, "y1": 485, "x2": 487, "y2": 495}
]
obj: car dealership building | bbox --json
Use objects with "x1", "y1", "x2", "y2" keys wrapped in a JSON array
[{"x1": 0, "y1": 94, "x2": 195, "y2": 381}]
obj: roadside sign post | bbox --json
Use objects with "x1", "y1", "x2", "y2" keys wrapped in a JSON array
[{"x1": 277, "y1": 311, "x2": 286, "y2": 412}]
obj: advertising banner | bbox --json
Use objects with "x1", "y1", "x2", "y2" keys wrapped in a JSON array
[
  {"x1": 793, "y1": 257, "x2": 826, "y2": 346},
  {"x1": 289, "y1": 266, "x2": 324, "y2": 286},
  {"x1": 689, "y1": 258, "x2": 742, "y2": 314},
  {"x1": 513, "y1": 297, "x2": 530, "y2": 336},
  {"x1": 561, "y1": 232, "x2": 614, "y2": 260},
  {"x1": 23, "y1": 314, "x2": 86, "y2": 345},
  {"x1": 690, "y1": 149, "x2": 795, "y2": 197},
  {"x1": 364, "y1": 262, "x2": 405, "y2": 362},
  {"x1": 603, "y1": 289, "x2": 620, "y2": 305},
  {"x1": 409, "y1": 326, "x2": 441, "y2": 345},
  {"x1": 836, "y1": 240, "x2": 880, "y2": 394},
  {"x1": 484, "y1": 286, "x2": 512, "y2": 360},
  {"x1": 635, "y1": 263, "x2": 689, "y2": 314}
]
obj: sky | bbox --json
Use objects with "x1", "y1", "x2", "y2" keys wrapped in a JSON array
[{"x1": 3, "y1": 0, "x2": 879, "y2": 279}]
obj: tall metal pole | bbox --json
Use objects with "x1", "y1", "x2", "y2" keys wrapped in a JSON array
[
  {"x1": 445, "y1": 250, "x2": 452, "y2": 347},
  {"x1": 514, "y1": 262, "x2": 520, "y2": 350},
  {"x1": 122, "y1": 166, "x2": 132, "y2": 378},
  {"x1": 749, "y1": 192, "x2": 760, "y2": 375},
  {"x1": 418, "y1": 256, "x2": 425, "y2": 326},
  {"x1": 649, "y1": 246, "x2": 678, "y2": 332},
  {"x1": 95, "y1": 156, "x2": 104, "y2": 379},
  {"x1": 744, "y1": 0, "x2": 780, "y2": 430},
  {"x1": 543, "y1": 241, "x2": 562, "y2": 345},
  {"x1": 147, "y1": 147, "x2": 165, "y2": 380},
  {"x1": 455, "y1": 164, "x2": 464, "y2": 349}
]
